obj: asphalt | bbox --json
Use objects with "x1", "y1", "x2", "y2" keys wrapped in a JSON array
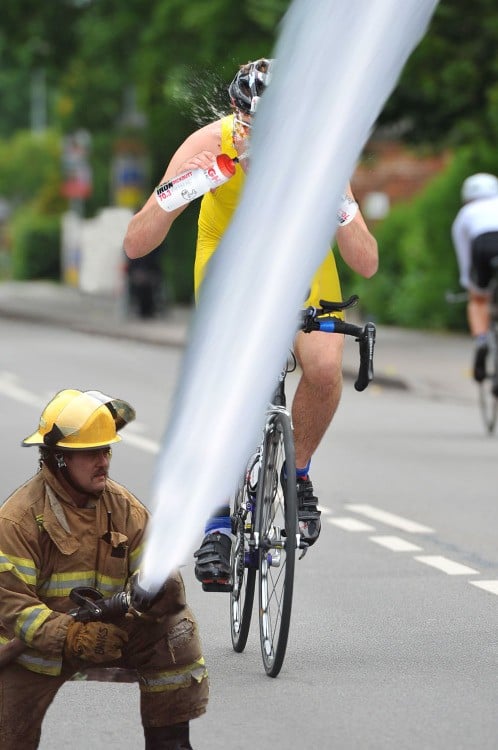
[{"x1": 0, "y1": 280, "x2": 476, "y2": 402}]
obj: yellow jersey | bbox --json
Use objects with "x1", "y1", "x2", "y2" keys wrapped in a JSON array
[{"x1": 195, "y1": 114, "x2": 342, "y2": 311}]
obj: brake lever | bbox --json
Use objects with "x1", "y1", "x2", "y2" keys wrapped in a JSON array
[{"x1": 354, "y1": 322, "x2": 376, "y2": 392}]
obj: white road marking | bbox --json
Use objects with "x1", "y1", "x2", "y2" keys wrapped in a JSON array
[
  {"x1": 415, "y1": 555, "x2": 479, "y2": 576},
  {"x1": 470, "y1": 580, "x2": 498, "y2": 596},
  {"x1": 370, "y1": 535, "x2": 422, "y2": 552},
  {"x1": 328, "y1": 501, "x2": 495, "y2": 601},
  {"x1": 0, "y1": 372, "x2": 45, "y2": 408},
  {"x1": 346, "y1": 504, "x2": 434, "y2": 534},
  {"x1": 0, "y1": 372, "x2": 159, "y2": 454},
  {"x1": 328, "y1": 517, "x2": 375, "y2": 532}
]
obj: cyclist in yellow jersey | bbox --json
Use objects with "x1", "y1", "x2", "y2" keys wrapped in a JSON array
[
  {"x1": 194, "y1": 114, "x2": 342, "y2": 308},
  {"x1": 124, "y1": 59, "x2": 378, "y2": 590}
]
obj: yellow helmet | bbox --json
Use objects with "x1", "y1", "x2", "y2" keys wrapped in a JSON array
[{"x1": 22, "y1": 389, "x2": 135, "y2": 450}]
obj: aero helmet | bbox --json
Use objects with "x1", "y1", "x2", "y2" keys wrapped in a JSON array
[
  {"x1": 228, "y1": 58, "x2": 274, "y2": 114},
  {"x1": 22, "y1": 389, "x2": 135, "y2": 450},
  {"x1": 461, "y1": 173, "x2": 498, "y2": 203}
]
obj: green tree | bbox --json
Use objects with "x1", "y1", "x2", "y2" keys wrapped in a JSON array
[
  {"x1": 0, "y1": 0, "x2": 84, "y2": 135},
  {"x1": 378, "y1": 0, "x2": 498, "y2": 146},
  {"x1": 2, "y1": 0, "x2": 498, "y2": 311}
]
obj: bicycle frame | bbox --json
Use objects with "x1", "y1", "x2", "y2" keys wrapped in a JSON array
[{"x1": 478, "y1": 258, "x2": 498, "y2": 432}]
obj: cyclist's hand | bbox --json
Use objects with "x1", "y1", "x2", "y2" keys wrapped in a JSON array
[{"x1": 176, "y1": 151, "x2": 217, "y2": 174}]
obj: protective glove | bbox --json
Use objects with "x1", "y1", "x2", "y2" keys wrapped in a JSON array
[
  {"x1": 337, "y1": 193, "x2": 359, "y2": 226},
  {"x1": 64, "y1": 620, "x2": 128, "y2": 663}
]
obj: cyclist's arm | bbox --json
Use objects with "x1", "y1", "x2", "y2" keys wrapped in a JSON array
[
  {"x1": 450, "y1": 211, "x2": 469, "y2": 257},
  {"x1": 335, "y1": 183, "x2": 378, "y2": 279},
  {"x1": 451, "y1": 212, "x2": 472, "y2": 288},
  {"x1": 123, "y1": 120, "x2": 222, "y2": 259}
]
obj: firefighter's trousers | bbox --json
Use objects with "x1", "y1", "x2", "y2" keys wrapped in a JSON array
[{"x1": 0, "y1": 606, "x2": 208, "y2": 750}]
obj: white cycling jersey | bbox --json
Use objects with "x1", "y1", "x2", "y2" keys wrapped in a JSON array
[{"x1": 452, "y1": 195, "x2": 498, "y2": 289}]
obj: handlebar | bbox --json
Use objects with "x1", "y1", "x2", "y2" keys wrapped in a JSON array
[{"x1": 300, "y1": 297, "x2": 376, "y2": 392}]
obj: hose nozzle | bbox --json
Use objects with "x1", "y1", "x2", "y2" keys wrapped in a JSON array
[{"x1": 128, "y1": 573, "x2": 159, "y2": 613}]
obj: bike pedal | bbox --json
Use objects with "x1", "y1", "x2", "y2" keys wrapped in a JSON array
[{"x1": 201, "y1": 580, "x2": 233, "y2": 593}]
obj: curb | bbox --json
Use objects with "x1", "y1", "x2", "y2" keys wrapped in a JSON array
[{"x1": 0, "y1": 303, "x2": 410, "y2": 391}]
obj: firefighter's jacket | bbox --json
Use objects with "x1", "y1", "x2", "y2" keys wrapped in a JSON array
[{"x1": 0, "y1": 465, "x2": 181, "y2": 676}]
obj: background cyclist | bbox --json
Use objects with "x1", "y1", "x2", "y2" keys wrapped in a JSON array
[
  {"x1": 123, "y1": 58, "x2": 378, "y2": 591},
  {"x1": 451, "y1": 172, "x2": 498, "y2": 382}
]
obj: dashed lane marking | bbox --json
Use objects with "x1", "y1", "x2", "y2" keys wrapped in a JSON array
[
  {"x1": 329, "y1": 503, "x2": 496, "y2": 602},
  {"x1": 370, "y1": 535, "x2": 423, "y2": 552},
  {"x1": 414, "y1": 555, "x2": 479, "y2": 576},
  {"x1": 470, "y1": 580, "x2": 498, "y2": 596},
  {"x1": 327, "y1": 517, "x2": 375, "y2": 532},
  {"x1": 346, "y1": 503, "x2": 434, "y2": 534}
]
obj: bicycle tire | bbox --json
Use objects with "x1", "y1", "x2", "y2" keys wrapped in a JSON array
[
  {"x1": 230, "y1": 479, "x2": 257, "y2": 653},
  {"x1": 479, "y1": 380, "x2": 498, "y2": 433},
  {"x1": 257, "y1": 411, "x2": 297, "y2": 677},
  {"x1": 478, "y1": 329, "x2": 498, "y2": 434}
]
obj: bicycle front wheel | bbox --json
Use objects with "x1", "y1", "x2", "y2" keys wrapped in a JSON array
[{"x1": 257, "y1": 411, "x2": 297, "y2": 677}]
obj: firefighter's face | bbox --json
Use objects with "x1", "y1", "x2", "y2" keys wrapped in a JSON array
[{"x1": 64, "y1": 447, "x2": 111, "y2": 494}]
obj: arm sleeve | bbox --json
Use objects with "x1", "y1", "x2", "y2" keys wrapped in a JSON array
[
  {"x1": 126, "y1": 499, "x2": 149, "y2": 576},
  {"x1": 0, "y1": 519, "x2": 73, "y2": 655},
  {"x1": 451, "y1": 213, "x2": 471, "y2": 289}
]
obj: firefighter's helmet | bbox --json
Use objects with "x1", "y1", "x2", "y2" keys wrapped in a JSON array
[{"x1": 22, "y1": 389, "x2": 135, "y2": 450}]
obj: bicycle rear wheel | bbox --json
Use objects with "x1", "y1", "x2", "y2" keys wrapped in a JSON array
[
  {"x1": 257, "y1": 411, "x2": 297, "y2": 677},
  {"x1": 479, "y1": 380, "x2": 498, "y2": 433},
  {"x1": 478, "y1": 332, "x2": 498, "y2": 434},
  {"x1": 230, "y1": 473, "x2": 257, "y2": 653}
]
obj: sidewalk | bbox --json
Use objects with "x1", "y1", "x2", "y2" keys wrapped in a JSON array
[{"x1": 0, "y1": 280, "x2": 475, "y2": 401}]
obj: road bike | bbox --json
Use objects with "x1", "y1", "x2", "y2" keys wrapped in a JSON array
[
  {"x1": 477, "y1": 257, "x2": 498, "y2": 433},
  {"x1": 447, "y1": 258, "x2": 498, "y2": 434},
  {"x1": 229, "y1": 297, "x2": 376, "y2": 677}
]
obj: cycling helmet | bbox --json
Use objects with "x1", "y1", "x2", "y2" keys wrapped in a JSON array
[
  {"x1": 461, "y1": 173, "x2": 498, "y2": 203},
  {"x1": 22, "y1": 389, "x2": 135, "y2": 449},
  {"x1": 228, "y1": 58, "x2": 274, "y2": 114}
]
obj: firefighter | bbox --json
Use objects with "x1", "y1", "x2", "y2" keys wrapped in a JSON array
[{"x1": 0, "y1": 389, "x2": 208, "y2": 749}]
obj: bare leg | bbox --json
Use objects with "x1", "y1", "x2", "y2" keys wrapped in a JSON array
[
  {"x1": 467, "y1": 291, "x2": 490, "y2": 337},
  {"x1": 292, "y1": 330, "x2": 344, "y2": 469}
]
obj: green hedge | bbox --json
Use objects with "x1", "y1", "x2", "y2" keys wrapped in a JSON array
[
  {"x1": 340, "y1": 145, "x2": 498, "y2": 331},
  {"x1": 10, "y1": 211, "x2": 61, "y2": 280}
]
